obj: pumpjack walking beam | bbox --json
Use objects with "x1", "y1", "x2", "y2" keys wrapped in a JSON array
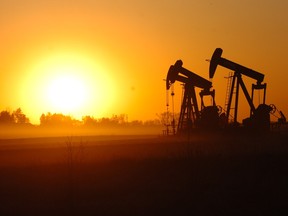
[{"x1": 209, "y1": 48, "x2": 264, "y2": 83}]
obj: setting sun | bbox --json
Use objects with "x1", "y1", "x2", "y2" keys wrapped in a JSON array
[
  {"x1": 1, "y1": 1, "x2": 288, "y2": 214},
  {"x1": 46, "y1": 74, "x2": 89, "y2": 113},
  {"x1": 1, "y1": 0, "x2": 288, "y2": 124},
  {"x1": 19, "y1": 51, "x2": 116, "y2": 122}
]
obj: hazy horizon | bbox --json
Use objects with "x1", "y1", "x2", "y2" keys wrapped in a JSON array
[{"x1": 1, "y1": 0, "x2": 287, "y2": 124}]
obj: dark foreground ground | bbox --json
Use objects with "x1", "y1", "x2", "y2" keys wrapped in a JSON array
[{"x1": 0, "y1": 132, "x2": 288, "y2": 216}]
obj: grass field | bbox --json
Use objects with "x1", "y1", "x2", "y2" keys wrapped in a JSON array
[{"x1": 0, "y1": 132, "x2": 288, "y2": 215}]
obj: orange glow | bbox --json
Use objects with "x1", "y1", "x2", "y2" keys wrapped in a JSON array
[
  {"x1": 46, "y1": 74, "x2": 89, "y2": 113},
  {"x1": 19, "y1": 52, "x2": 116, "y2": 122},
  {"x1": 1, "y1": 1, "x2": 288, "y2": 124}
]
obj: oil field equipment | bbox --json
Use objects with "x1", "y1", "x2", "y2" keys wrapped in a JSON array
[
  {"x1": 209, "y1": 48, "x2": 272, "y2": 131},
  {"x1": 166, "y1": 60, "x2": 221, "y2": 134}
]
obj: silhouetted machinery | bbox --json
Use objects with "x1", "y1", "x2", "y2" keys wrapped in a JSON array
[
  {"x1": 166, "y1": 60, "x2": 220, "y2": 133},
  {"x1": 209, "y1": 48, "x2": 273, "y2": 131}
]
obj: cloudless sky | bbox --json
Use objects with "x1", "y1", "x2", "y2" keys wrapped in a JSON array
[{"x1": 1, "y1": 0, "x2": 288, "y2": 123}]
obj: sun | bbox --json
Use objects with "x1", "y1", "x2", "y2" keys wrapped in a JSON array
[
  {"x1": 46, "y1": 74, "x2": 89, "y2": 113},
  {"x1": 20, "y1": 51, "x2": 116, "y2": 122}
]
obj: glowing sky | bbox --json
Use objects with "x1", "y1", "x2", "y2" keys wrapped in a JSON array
[{"x1": 1, "y1": 0, "x2": 288, "y2": 123}]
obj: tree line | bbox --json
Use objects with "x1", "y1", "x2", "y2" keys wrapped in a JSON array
[
  {"x1": 0, "y1": 108, "x2": 168, "y2": 128},
  {"x1": 40, "y1": 113, "x2": 162, "y2": 127},
  {"x1": 0, "y1": 108, "x2": 30, "y2": 125}
]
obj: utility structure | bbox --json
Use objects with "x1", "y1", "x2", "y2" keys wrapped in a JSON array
[
  {"x1": 209, "y1": 48, "x2": 271, "y2": 130},
  {"x1": 166, "y1": 60, "x2": 220, "y2": 134}
]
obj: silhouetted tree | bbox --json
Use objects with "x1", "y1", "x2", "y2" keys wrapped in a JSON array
[
  {"x1": 0, "y1": 110, "x2": 14, "y2": 124},
  {"x1": 13, "y1": 108, "x2": 30, "y2": 124},
  {"x1": 129, "y1": 120, "x2": 143, "y2": 126},
  {"x1": 40, "y1": 112, "x2": 78, "y2": 127},
  {"x1": 98, "y1": 117, "x2": 113, "y2": 126},
  {"x1": 143, "y1": 119, "x2": 161, "y2": 126},
  {"x1": 82, "y1": 115, "x2": 97, "y2": 126},
  {"x1": 111, "y1": 114, "x2": 128, "y2": 125},
  {"x1": 0, "y1": 108, "x2": 30, "y2": 125},
  {"x1": 95, "y1": 114, "x2": 128, "y2": 126},
  {"x1": 158, "y1": 112, "x2": 180, "y2": 125},
  {"x1": 40, "y1": 113, "x2": 48, "y2": 125}
]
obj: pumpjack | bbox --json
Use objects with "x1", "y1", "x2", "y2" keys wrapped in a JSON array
[
  {"x1": 166, "y1": 60, "x2": 220, "y2": 134},
  {"x1": 209, "y1": 48, "x2": 273, "y2": 131}
]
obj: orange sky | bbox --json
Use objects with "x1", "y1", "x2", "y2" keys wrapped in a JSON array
[{"x1": 1, "y1": 0, "x2": 288, "y2": 124}]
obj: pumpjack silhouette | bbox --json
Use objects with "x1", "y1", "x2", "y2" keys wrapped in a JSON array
[
  {"x1": 165, "y1": 48, "x2": 286, "y2": 134},
  {"x1": 166, "y1": 60, "x2": 221, "y2": 134}
]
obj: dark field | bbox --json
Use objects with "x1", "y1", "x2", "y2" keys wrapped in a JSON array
[{"x1": 1, "y1": 132, "x2": 288, "y2": 216}]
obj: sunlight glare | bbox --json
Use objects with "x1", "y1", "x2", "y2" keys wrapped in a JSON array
[
  {"x1": 20, "y1": 51, "x2": 116, "y2": 122},
  {"x1": 46, "y1": 74, "x2": 88, "y2": 112}
]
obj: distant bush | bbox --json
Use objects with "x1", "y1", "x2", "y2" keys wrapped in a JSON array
[
  {"x1": 40, "y1": 112, "x2": 80, "y2": 127},
  {"x1": 0, "y1": 108, "x2": 30, "y2": 125},
  {"x1": 82, "y1": 114, "x2": 161, "y2": 128}
]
